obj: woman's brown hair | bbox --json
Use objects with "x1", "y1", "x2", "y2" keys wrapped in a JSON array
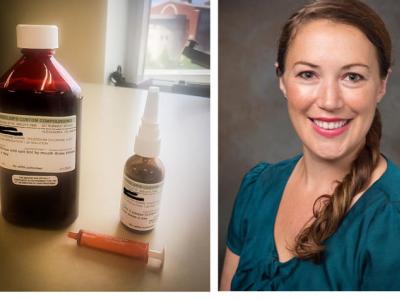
[{"x1": 276, "y1": 0, "x2": 391, "y2": 263}]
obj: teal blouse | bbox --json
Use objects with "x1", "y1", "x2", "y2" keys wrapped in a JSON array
[{"x1": 227, "y1": 155, "x2": 400, "y2": 291}]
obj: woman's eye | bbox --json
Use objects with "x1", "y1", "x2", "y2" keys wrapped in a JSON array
[
  {"x1": 298, "y1": 71, "x2": 315, "y2": 80},
  {"x1": 345, "y1": 73, "x2": 364, "y2": 82}
]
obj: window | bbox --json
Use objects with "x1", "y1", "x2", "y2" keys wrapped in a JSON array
[
  {"x1": 144, "y1": 0, "x2": 210, "y2": 83},
  {"x1": 105, "y1": 0, "x2": 210, "y2": 96}
]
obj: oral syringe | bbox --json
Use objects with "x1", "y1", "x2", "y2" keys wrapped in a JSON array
[{"x1": 67, "y1": 229, "x2": 165, "y2": 267}]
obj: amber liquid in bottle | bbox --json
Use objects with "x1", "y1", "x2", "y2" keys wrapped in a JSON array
[
  {"x1": 121, "y1": 154, "x2": 164, "y2": 232},
  {"x1": 124, "y1": 155, "x2": 164, "y2": 184},
  {"x1": 0, "y1": 49, "x2": 81, "y2": 228}
]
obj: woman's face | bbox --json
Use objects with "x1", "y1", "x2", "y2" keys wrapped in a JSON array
[{"x1": 279, "y1": 20, "x2": 388, "y2": 161}]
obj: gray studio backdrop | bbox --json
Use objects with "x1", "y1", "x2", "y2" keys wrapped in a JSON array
[{"x1": 219, "y1": 0, "x2": 400, "y2": 279}]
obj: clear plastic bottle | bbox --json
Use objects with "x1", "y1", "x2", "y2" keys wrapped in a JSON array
[
  {"x1": 120, "y1": 87, "x2": 164, "y2": 232},
  {"x1": 0, "y1": 25, "x2": 81, "y2": 228}
]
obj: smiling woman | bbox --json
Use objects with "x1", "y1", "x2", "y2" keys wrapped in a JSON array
[
  {"x1": 276, "y1": 17, "x2": 388, "y2": 261},
  {"x1": 220, "y1": 0, "x2": 400, "y2": 291}
]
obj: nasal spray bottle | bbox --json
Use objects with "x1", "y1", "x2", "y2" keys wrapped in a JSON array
[{"x1": 120, "y1": 87, "x2": 164, "y2": 232}]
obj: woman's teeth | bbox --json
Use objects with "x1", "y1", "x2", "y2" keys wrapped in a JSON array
[{"x1": 313, "y1": 119, "x2": 348, "y2": 130}]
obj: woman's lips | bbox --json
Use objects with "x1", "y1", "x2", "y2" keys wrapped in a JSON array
[{"x1": 309, "y1": 117, "x2": 351, "y2": 138}]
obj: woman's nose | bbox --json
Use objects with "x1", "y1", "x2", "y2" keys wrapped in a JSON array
[{"x1": 316, "y1": 80, "x2": 344, "y2": 111}]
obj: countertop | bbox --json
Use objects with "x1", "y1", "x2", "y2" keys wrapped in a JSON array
[{"x1": 0, "y1": 83, "x2": 210, "y2": 291}]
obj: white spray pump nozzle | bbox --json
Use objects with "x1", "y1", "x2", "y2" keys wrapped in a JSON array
[
  {"x1": 134, "y1": 87, "x2": 161, "y2": 158},
  {"x1": 142, "y1": 87, "x2": 159, "y2": 124}
]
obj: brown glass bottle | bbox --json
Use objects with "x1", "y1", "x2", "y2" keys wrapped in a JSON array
[
  {"x1": 121, "y1": 154, "x2": 164, "y2": 232},
  {"x1": 0, "y1": 39, "x2": 81, "y2": 228},
  {"x1": 124, "y1": 154, "x2": 164, "y2": 184},
  {"x1": 120, "y1": 86, "x2": 163, "y2": 232}
]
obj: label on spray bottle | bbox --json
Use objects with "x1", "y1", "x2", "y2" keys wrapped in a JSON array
[{"x1": 120, "y1": 175, "x2": 164, "y2": 231}]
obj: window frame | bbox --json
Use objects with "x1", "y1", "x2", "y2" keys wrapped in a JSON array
[{"x1": 129, "y1": 0, "x2": 210, "y2": 84}]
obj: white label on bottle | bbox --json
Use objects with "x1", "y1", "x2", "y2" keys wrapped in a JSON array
[
  {"x1": 12, "y1": 175, "x2": 58, "y2": 186},
  {"x1": 120, "y1": 175, "x2": 164, "y2": 231},
  {"x1": 0, "y1": 113, "x2": 76, "y2": 173}
]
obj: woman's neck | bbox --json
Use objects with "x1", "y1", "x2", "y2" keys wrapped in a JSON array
[
  {"x1": 298, "y1": 147, "x2": 360, "y2": 193},
  {"x1": 297, "y1": 146, "x2": 387, "y2": 208}
]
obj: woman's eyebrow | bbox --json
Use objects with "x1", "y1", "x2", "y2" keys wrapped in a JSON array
[
  {"x1": 293, "y1": 61, "x2": 370, "y2": 71},
  {"x1": 342, "y1": 63, "x2": 370, "y2": 70},
  {"x1": 293, "y1": 61, "x2": 319, "y2": 68}
]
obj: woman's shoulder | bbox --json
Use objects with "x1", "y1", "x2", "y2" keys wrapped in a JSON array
[
  {"x1": 242, "y1": 154, "x2": 301, "y2": 188},
  {"x1": 227, "y1": 155, "x2": 301, "y2": 255},
  {"x1": 359, "y1": 159, "x2": 400, "y2": 290},
  {"x1": 368, "y1": 157, "x2": 400, "y2": 227},
  {"x1": 354, "y1": 157, "x2": 400, "y2": 244},
  {"x1": 353, "y1": 157, "x2": 400, "y2": 224},
  {"x1": 374, "y1": 157, "x2": 400, "y2": 202},
  {"x1": 233, "y1": 154, "x2": 301, "y2": 216}
]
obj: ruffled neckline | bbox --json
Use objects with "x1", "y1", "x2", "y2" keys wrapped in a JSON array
[
  {"x1": 270, "y1": 154, "x2": 391, "y2": 265},
  {"x1": 232, "y1": 154, "x2": 394, "y2": 290}
]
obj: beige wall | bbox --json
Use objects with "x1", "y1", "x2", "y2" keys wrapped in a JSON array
[{"x1": 0, "y1": 0, "x2": 107, "y2": 83}]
